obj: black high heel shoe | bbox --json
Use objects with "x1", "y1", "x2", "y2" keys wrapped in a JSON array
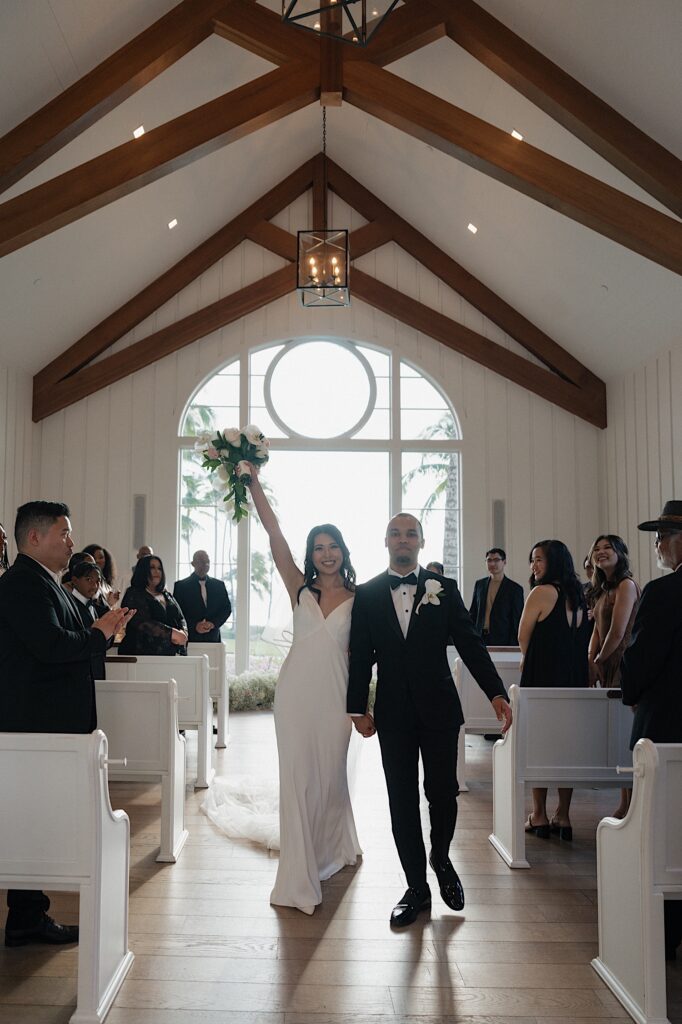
[
  {"x1": 525, "y1": 814, "x2": 550, "y2": 839},
  {"x1": 549, "y1": 818, "x2": 573, "y2": 841}
]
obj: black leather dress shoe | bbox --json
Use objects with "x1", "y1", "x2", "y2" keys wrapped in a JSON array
[
  {"x1": 429, "y1": 853, "x2": 465, "y2": 911},
  {"x1": 390, "y1": 886, "x2": 431, "y2": 927},
  {"x1": 5, "y1": 915, "x2": 79, "y2": 948}
]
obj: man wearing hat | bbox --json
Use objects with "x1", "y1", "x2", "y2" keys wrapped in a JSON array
[{"x1": 621, "y1": 500, "x2": 682, "y2": 960}]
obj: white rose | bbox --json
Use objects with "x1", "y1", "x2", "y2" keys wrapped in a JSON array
[
  {"x1": 216, "y1": 465, "x2": 230, "y2": 482},
  {"x1": 206, "y1": 445, "x2": 219, "y2": 460},
  {"x1": 243, "y1": 424, "x2": 264, "y2": 445},
  {"x1": 236, "y1": 460, "x2": 252, "y2": 482},
  {"x1": 254, "y1": 444, "x2": 269, "y2": 461},
  {"x1": 223, "y1": 427, "x2": 241, "y2": 446},
  {"x1": 424, "y1": 579, "x2": 443, "y2": 595}
]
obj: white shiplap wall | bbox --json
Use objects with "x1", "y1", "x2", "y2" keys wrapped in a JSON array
[
  {"x1": 0, "y1": 358, "x2": 34, "y2": 557},
  {"x1": 599, "y1": 341, "x2": 682, "y2": 587},
  {"x1": 32, "y1": 212, "x2": 603, "y2": 599}
]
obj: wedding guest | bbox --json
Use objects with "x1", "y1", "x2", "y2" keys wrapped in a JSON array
[
  {"x1": 470, "y1": 548, "x2": 524, "y2": 646},
  {"x1": 0, "y1": 500, "x2": 132, "y2": 947},
  {"x1": 587, "y1": 534, "x2": 640, "y2": 818},
  {"x1": 519, "y1": 539, "x2": 591, "y2": 840},
  {"x1": 83, "y1": 543, "x2": 120, "y2": 607},
  {"x1": 0, "y1": 522, "x2": 9, "y2": 577},
  {"x1": 119, "y1": 554, "x2": 188, "y2": 656},
  {"x1": 621, "y1": 501, "x2": 682, "y2": 960},
  {"x1": 174, "y1": 550, "x2": 231, "y2": 643},
  {"x1": 61, "y1": 550, "x2": 96, "y2": 590},
  {"x1": 69, "y1": 562, "x2": 108, "y2": 679},
  {"x1": 426, "y1": 560, "x2": 444, "y2": 575}
]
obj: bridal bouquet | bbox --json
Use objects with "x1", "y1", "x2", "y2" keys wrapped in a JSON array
[{"x1": 197, "y1": 424, "x2": 269, "y2": 522}]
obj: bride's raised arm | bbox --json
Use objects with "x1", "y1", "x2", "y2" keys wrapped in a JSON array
[{"x1": 247, "y1": 466, "x2": 303, "y2": 604}]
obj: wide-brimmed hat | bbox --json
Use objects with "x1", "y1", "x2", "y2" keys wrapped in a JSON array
[{"x1": 637, "y1": 500, "x2": 682, "y2": 532}]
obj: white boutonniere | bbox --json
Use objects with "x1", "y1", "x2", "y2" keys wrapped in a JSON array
[{"x1": 416, "y1": 578, "x2": 445, "y2": 614}]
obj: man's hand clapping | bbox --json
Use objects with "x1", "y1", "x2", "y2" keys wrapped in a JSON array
[{"x1": 92, "y1": 607, "x2": 136, "y2": 641}]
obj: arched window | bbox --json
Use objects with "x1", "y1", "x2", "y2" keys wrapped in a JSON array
[{"x1": 179, "y1": 339, "x2": 461, "y2": 674}]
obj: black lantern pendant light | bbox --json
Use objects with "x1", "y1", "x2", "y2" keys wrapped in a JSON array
[
  {"x1": 297, "y1": 109, "x2": 350, "y2": 307},
  {"x1": 282, "y1": 1, "x2": 404, "y2": 47}
]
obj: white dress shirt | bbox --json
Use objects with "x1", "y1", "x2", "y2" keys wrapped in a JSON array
[
  {"x1": 388, "y1": 566, "x2": 421, "y2": 638},
  {"x1": 72, "y1": 588, "x2": 97, "y2": 621}
]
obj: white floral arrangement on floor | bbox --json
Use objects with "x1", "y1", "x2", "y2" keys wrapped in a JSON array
[
  {"x1": 229, "y1": 671, "x2": 377, "y2": 712},
  {"x1": 197, "y1": 424, "x2": 269, "y2": 522}
]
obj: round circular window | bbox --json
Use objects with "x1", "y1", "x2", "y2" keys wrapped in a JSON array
[{"x1": 264, "y1": 340, "x2": 376, "y2": 439}]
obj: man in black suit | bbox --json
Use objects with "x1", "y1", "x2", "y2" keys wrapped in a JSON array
[
  {"x1": 621, "y1": 500, "x2": 682, "y2": 960},
  {"x1": 0, "y1": 501, "x2": 131, "y2": 948},
  {"x1": 469, "y1": 548, "x2": 524, "y2": 646},
  {"x1": 348, "y1": 513, "x2": 512, "y2": 926},
  {"x1": 173, "y1": 550, "x2": 231, "y2": 644}
]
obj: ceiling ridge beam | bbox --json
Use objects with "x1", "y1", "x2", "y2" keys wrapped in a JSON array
[
  {"x1": 0, "y1": 0, "x2": 234, "y2": 195},
  {"x1": 427, "y1": 0, "x2": 682, "y2": 217},
  {"x1": 34, "y1": 159, "x2": 316, "y2": 395},
  {"x1": 325, "y1": 158, "x2": 596, "y2": 388},
  {"x1": 0, "y1": 62, "x2": 319, "y2": 260},
  {"x1": 32, "y1": 265, "x2": 296, "y2": 422},
  {"x1": 343, "y1": 62, "x2": 682, "y2": 276},
  {"x1": 352, "y1": 268, "x2": 606, "y2": 428}
]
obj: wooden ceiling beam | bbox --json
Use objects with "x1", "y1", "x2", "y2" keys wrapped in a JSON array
[
  {"x1": 33, "y1": 159, "x2": 315, "y2": 396},
  {"x1": 326, "y1": 158, "x2": 599, "y2": 389},
  {"x1": 427, "y1": 0, "x2": 682, "y2": 217},
  {"x1": 33, "y1": 265, "x2": 296, "y2": 421},
  {"x1": 352, "y1": 268, "x2": 606, "y2": 428},
  {"x1": 345, "y1": 1, "x2": 447, "y2": 67},
  {"x1": 0, "y1": 0, "x2": 233, "y2": 195},
  {"x1": 343, "y1": 62, "x2": 682, "y2": 276},
  {"x1": 0, "y1": 63, "x2": 319, "y2": 260},
  {"x1": 211, "y1": 1, "x2": 319, "y2": 64}
]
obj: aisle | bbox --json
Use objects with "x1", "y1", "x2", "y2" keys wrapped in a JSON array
[{"x1": 1, "y1": 712, "x2": 680, "y2": 1023}]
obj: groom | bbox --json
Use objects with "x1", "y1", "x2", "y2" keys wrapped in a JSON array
[{"x1": 348, "y1": 513, "x2": 512, "y2": 926}]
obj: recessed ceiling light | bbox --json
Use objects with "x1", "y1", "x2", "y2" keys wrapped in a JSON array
[
  {"x1": 467, "y1": 223, "x2": 478, "y2": 234},
  {"x1": 133, "y1": 125, "x2": 145, "y2": 139},
  {"x1": 511, "y1": 129, "x2": 524, "y2": 140},
  {"x1": 168, "y1": 218, "x2": 178, "y2": 230}
]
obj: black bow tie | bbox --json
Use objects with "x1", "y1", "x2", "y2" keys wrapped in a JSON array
[{"x1": 389, "y1": 572, "x2": 418, "y2": 589}]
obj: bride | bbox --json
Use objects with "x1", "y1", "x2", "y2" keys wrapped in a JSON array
[{"x1": 204, "y1": 465, "x2": 364, "y2": 915}]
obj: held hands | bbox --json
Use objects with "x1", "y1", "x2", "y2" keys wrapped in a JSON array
[
  {"x1": 171, "y1": 628, "x2": 189, "y2": 646},
  {"x1": 492, "y1": 696, "x2": 512, "y2": 734},
  {"x1": 352, "y1": 713, "x2": 376, "y2": 738},
  {"x1": 195, "y1": 620, "x2": 215, "y2": 634},
  {"x1": 93, "y1": 607, "x2": 136, "y2": 641}
]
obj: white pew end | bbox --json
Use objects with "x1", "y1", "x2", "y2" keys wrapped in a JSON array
[
  {"x1": 106, "y1": 655, "x2": 213, "y2": 789},
  {"x1": 0, "y1": 730, "x2": 133, "y2": 1024},
  {"x1": 188, "y1": 641, "x2": 229, "y2": 749},
  {"x1": 592, "y1": 739, "x2": 682, "y2": 1024},
  {"x1": 489, "y1": 684, "x2": 633, "y2": 868},
  {"x1": 449, "y1": 647, "x2": 522, "y2": 792},
  {"x1": 96, "y1": 678, "x2": 188, "y2": 863}
]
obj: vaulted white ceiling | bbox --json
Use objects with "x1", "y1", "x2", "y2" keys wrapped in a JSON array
[{"x1": 0, "y1": 0, "x2": 680, "y2": 382}]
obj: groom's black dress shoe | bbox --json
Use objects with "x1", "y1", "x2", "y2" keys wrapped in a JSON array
[
  {"x1": 390, "y1": 887, "x2": 431, "y2": 927},
  {"x1": 429, "y1": 853, "x2": 465, "y2": 911},
  {"x1": 5, "y1": 915, "x2": 79, "y2": 948}
]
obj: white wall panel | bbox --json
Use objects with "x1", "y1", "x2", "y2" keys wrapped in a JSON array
[
  {"x1": 0, "y1": 360, "x2": 34, "y2": 558},
  {"x1": 599, "y1": 341, "x2": 682, "y2": 587}
]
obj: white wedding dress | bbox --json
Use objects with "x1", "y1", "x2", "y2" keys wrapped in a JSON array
[{"x1": 202, "y1": 587, "x2": 361, "y2": 914}]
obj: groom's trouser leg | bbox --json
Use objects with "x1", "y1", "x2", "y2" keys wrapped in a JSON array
[
  {"x1": 377, "y1": 727, "x2": 426, "y2": 890},
  {"x1": 419, "y1": 726, "x2": 460, "y2": 864}
]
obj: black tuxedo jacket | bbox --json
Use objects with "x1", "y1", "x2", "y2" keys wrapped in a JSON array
[
  {"x1": 348, "y1": 568, "x2": 507, "y2": 731},
  {"x1": 0, "y1": 554, "x2": 107, "y2": 733},
  {"x1": 71, "y1": 593, "x2": 108, "y2": 681},
  {"x1": 621, "y1": 567, "x2": 682, "y2": 748},
  {"x1": 469, "y1": 574, "x2": 524, "y2": 646},
  {"x1": 173, "y1": 574, "x2": 231, "y2": 643}
]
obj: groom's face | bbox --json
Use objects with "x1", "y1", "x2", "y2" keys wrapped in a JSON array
[{"x1": 385, "y1": 515, "x2": 424, "y2": 571}]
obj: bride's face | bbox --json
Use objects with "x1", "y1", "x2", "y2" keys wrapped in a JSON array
[{"x1": 311, "y1": 533, "x2": 343, "y2": 577}]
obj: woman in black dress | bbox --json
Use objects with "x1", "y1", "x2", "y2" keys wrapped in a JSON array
[
  {"x1": 119, "y1": 554, "x2": 188, "y2": 656},
  {"x1": 518, "y1": 539, "x2": 591, "y2": 840}
]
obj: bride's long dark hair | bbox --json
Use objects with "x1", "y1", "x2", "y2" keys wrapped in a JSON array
[{"x1": 297, "y1": 524, "x2": 356, "y2": 603}]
